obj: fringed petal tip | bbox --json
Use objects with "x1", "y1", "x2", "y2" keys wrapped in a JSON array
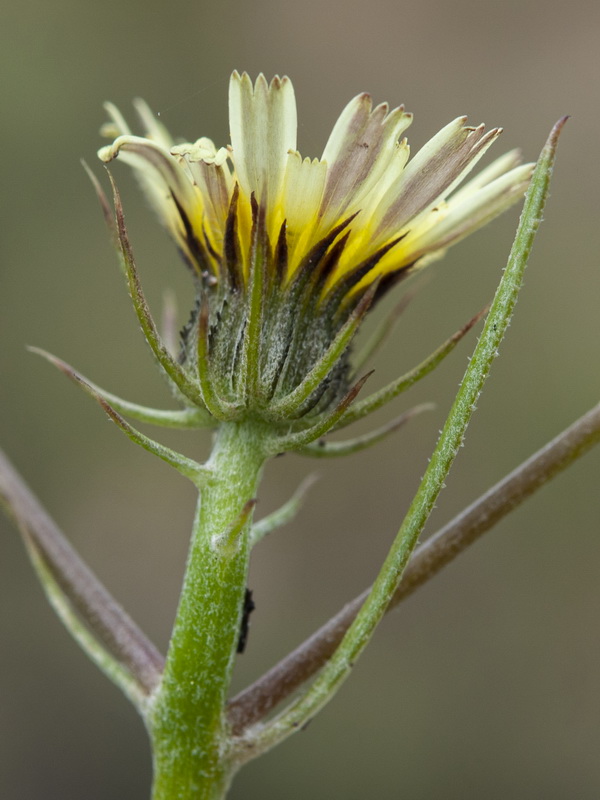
[{"x1": 230, "y1": 70, "x2": 293, "y2": 92}]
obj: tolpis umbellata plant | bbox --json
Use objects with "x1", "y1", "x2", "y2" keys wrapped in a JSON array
[{"x1": 2, "y1": 72, "x2": 598, "y2": 799}]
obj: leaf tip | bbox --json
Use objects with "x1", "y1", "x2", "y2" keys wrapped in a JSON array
[{"x1": 545, "y1": 116, "x2": 569, "y2": 155}]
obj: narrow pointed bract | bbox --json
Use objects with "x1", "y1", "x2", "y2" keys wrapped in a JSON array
[
  {"x1": 298, "y1": 403, "x2": 435, "y2": 458},
  {"x1": 337, "y1": 305, "x2": 489, "y2": 428},
  {"x1": 29, "y1": 347, "x2": 213, "y2": 428}
]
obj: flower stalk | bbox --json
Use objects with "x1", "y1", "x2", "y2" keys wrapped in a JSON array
[{"x1": 148, "y1": 421, "x2": 267, "y2": 799}]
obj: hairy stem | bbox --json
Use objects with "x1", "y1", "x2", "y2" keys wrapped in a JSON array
[{"x1": 147, "y1": 421, "x2": 267, "y2": 799}]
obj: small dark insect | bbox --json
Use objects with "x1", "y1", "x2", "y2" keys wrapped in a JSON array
[{"x1": 237, "y1": 588, "x2": 256, "y2": 653}]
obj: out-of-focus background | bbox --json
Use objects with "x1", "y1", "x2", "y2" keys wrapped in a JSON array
[{"x1": 1, "y1": 0, "x2": 598, "y2": 797}]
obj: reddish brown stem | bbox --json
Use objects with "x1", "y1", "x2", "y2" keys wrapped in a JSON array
[{"x1": 0, "y1": 449, "x2": 165, "y2": 693}]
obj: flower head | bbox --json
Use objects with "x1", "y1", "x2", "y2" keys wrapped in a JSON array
[{"x1": 98, "y1": 73, "x2": 532, "y2": 436}]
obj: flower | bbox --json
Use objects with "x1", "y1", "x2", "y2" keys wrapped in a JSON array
[{"x1": 97, "y1": 73, "x2": 532, "y2": 432}]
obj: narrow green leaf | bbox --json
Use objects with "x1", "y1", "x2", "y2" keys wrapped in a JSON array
[
  {"x1": 81, "y1": 159, "x2": 118, "y2": 253},
  {"x1": 99, "y1": 399, "x2": 212, "y2": 486},
  {"x1": 29, "y1": 348, "x2": 211, "y2": 485},
  {"x1": 235, "y1": 118, "x2": 567, "y2": 759},
  {"x1": 228, "y1": 397, "x2": 599, "y2": 735}
]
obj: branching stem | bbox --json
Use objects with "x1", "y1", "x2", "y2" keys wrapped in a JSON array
[
  {"x1": 230, "y1": 118, "x2": 567, "y2": 761},
  {"x1": 227, "y1": 399, "x2": 600, "y2": 732}
]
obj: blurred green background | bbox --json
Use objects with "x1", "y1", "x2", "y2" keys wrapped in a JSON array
[{"x1": 1, "y1": 0, "x2": 599, "y2": 797}]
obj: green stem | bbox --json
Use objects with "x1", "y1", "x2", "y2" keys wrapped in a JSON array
[
  {"x1": 148, "y1": 421, "x2": 267, "y2": 799},
  {"x1": 234, "y1": 118, "x2": 566, "y2": 761}
]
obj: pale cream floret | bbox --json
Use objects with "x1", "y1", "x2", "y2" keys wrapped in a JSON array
[
  {"x1": 371, "y1": 120, "x2": 502, "y2": 245},
  {"x1": 317, "y1": 95, "x2": 413, "y2": 231},
  {"x1": 228, "y1": 72, "x2": 297, "y2": 215},
  {"x1": 99, "y1": 134, "x2": 206, "y2": 266},
  {"x1": 281, "y1": 152, "x2": 328, "y2": 260},
  {"x1": 448, "y1": 148, "x2": 523, "y2": 202},
  {"x1": 132, "y1": 98, "x2": 174, "y2": 149},
  {"x1": 100, "y1": 102, "x2": 133, "y2": 139},
  {"x1": 99, "y1": 136, "x2": 197, "y2": 211},
  {"x1": 98, "y1": 72, "x2": 533, "y2": 290},
  {"x1": 171, "y1": 138, "x2": 229, "y2": 166},
  {"x1": 403, "y1": 161, "x2": 534, "y2": 260},
  {"x1": 170, "y1": 140, "x2": 233, "y2": 242}
]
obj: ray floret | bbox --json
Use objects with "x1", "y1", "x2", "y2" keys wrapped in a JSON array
[{"x1": 99, "y1": 74, "x2": 532, "y2": 293}]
